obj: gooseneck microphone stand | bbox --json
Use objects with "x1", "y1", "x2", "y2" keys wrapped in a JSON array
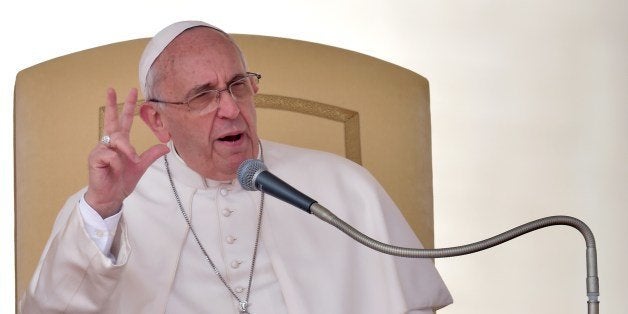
[
  {"x1": 312, "y1": 204, "x2": 600, "y2": 314},
  {"x1": 237, "y1": 159, "x2": 600, "y2": 314}
]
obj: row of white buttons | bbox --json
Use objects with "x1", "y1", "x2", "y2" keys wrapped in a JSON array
[
  {"x1": 219, "y1": 185, "x2": 247, "y2": 294},
  {"x1": 220, "y1": 187, "x2": 230, "y2": 196},
  {"x1": 230, "y1": 260, "x2": 243, "y2": 269},
  {"x1": 223, "y1": 206, "x2": 237, "y2": 247},
  {"x1": 226, "y1": 235, "x2": 237, "y2": 244}
]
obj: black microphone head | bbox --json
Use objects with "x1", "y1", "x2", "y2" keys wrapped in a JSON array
[{"x1": 237, "y1": 159, "x2": 267, "y2": 191}]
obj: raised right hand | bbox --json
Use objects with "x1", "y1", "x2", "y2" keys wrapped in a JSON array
[{"x1": 84, "y1": 88, "x2": 170, "y2": 218}]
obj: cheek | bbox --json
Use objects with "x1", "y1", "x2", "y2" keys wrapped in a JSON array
[
  {"x1": 243, "y1": 106, "x2": 258, "y2": 132},
  {"x1": 186, "y1": 119, "x2": 215, "y2": 141},
  {"x1": 165, "y1": 112, "x2": 213, "y2": 142}
]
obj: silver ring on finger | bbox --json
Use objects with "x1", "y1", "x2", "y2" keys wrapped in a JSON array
[{"x1": 101, "y1": 135, "x2": 112, "y2": 147}]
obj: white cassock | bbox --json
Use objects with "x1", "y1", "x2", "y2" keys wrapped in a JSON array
[{"x1": 21, "y1": 140, "x2": 452, "y2": 314}]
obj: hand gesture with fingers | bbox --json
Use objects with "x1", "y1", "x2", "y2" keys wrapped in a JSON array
[{"x1": 84, "y1": 88, "x2": 170, "y2": 218}]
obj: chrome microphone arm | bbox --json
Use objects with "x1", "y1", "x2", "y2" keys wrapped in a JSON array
[
  {"x1": 310, "y1": 203, "x2": 600, "y2": 314},
  {"x1": 235, "y1": 159, "x2": 600, "y2": 313}
]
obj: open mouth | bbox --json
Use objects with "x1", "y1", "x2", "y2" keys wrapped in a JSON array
[{"x1": 218, "y1": 133, "x2": 243, "y2": 142}]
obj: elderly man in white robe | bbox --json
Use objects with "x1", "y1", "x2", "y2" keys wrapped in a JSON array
[{"x1": 20, "y1": 21, "x2": 453, "y2": 313}]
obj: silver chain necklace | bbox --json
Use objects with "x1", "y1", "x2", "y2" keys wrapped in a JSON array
[{"x1": 164, "y1": 152, "x2": 264, "y2": 314}]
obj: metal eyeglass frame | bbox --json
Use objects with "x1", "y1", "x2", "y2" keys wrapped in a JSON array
[{"x1": 148, "y1": 72, "x2": 261, "y2": 112}]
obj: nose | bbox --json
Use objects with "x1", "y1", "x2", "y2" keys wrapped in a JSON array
[{"x1": 215, "y1": 90, "x2": 240, "y2": 119}]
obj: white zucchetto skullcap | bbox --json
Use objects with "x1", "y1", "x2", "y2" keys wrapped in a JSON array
[{"x1": 138, "y1": 20, "x2": 227, "y2": 96}]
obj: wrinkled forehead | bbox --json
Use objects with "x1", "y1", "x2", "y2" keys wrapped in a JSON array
[{"x1": 139, "y1": 21, "x2": 228, "y2": 96}]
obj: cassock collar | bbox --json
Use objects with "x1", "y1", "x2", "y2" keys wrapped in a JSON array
[{"x1": 164, "y1": 140, "x2": 260, "y2": 191}]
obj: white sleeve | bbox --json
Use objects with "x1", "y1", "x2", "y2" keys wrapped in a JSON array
[
  {"x1": 78, "y1": 195, "x2": 122, "y2": 261},
  {"x1": 20, "y1": 192, "x2": 130, "y2": 313}
]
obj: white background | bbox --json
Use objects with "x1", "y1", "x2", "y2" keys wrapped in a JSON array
[{"x1": 2, "y1": 0, "x2": 626, "y2": 313}]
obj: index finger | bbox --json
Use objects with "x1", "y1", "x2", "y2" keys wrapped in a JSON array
[{"x1": 103, "y1": 88, "x2": 120, "y2": 135}]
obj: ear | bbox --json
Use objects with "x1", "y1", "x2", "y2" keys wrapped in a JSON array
[
  {"x1": 252, "y1": 79, "x2": 259, "y2": 94},
  {"x1": 140, "y1": 103, "x2": 171, "y2": 143}
]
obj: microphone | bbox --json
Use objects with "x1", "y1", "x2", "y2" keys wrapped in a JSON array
[
  {"x1": 237, "y1": 159, "x2": 317, "y2": 213},
  {"x1": 236, "y1": 158, "x2": 600, "y2": 313}
]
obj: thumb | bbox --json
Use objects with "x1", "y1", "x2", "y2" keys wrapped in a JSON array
[{"x1": 137, "y1": 144, "x2": 171, "y2": 171}]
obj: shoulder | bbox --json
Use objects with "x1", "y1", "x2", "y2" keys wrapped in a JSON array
[
  {"x1": 262, "y1": 140, "x2": 368, "y2": 176},
  {"x1": 129, "y1": 156, "x2": 172, "y2": 200},
  {"x1": 260, "y1": 140, "x2": 382, "y2": 196}
]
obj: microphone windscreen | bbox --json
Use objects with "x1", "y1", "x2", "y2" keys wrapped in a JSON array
[{"x1": 237, "y1": 159, "x2": 267, "y2": 191}]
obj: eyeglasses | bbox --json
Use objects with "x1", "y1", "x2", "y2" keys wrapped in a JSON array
[{"x1": 149, "y1": 72, "x2": 261, "y2": 112}]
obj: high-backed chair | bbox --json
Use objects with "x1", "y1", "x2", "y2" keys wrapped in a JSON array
[{"x1": 14, "y1": 34, "x2": 435, "y2": 298}]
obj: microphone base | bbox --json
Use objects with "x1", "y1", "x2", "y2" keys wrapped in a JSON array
[{"x1": 588, "y1": 301, "x2": 599, "y2": 314}]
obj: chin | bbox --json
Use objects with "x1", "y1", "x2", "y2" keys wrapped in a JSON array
[{"x1": 224, "y1": 154, "x2": 250, "y2": 174}]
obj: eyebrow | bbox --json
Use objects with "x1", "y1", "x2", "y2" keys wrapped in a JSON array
[{"x1": 184, "y1": 73, "x2": 248, "y2": 100}]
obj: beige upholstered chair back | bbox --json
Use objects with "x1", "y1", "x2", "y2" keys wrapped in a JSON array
[{"x1": 14, "y1": 34, "x2": 434, "y2": 296}]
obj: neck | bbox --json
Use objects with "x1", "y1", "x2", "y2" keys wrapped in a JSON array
[{"x1": 168, "y1": 142, "x2": 247, "y2": 182}]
